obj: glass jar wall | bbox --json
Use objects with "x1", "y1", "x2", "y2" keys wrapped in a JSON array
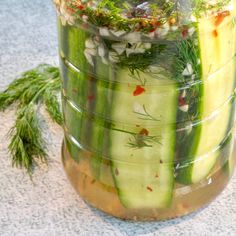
[{"x1": 55, "y1": 0, "x2": 236, "y2": 220}]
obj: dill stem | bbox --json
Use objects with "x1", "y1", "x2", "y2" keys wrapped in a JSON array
[{"x1": 26, "y1": 78, "x2": 60, "y2": 106}]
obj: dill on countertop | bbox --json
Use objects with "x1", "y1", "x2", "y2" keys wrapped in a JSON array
[{"x1": 0, "y1": 64, "x2": 62, "y2": 174}]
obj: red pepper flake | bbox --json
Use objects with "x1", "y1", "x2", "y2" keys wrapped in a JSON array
[
  {"x1": 215, "y1": 11, "x2": 230, "y2": 27},
  {"x1": 133, "y1": 85, "x2": 145, "y2": 96},
  {"x1": 78, "y1": 5, "x2": 84, "y2": 10},
  {"x1": 87, "y1": 95, "x2": 95, "y2": 101},
  {"x1": 149, "y1": 28, "x2": 156, "y2": 33},
  {"x1": 139, "y1": 128, "x2": 149, "y2": 136},
  {"x1": 115, "y1": 168, "x2": 119, "y2": 176},
  {"x1": 182, "y1": 28, "x2": 188, "y2": 38},
  {"x1": 178, "y1": 96, "x2": 186, "y2": 106},
  {"x1": 151, "y1": 20, "x2": 161, "y2": 27},
  {"x1": 212, "y1": 29, "x2": 218, "y2": 37},
  {"x1": 148, "y1": 21, "x2": 161, "y2": 32},
  {"x1": 147, "y1": 186, "x2": 153, "y2": 192}
]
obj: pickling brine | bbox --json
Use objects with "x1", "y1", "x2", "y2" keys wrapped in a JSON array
[{"x1": 54, "y1": 0, "x2": 236, "y2": 220}]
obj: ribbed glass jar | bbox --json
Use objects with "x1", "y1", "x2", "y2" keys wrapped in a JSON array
[{"x1": 55, "y1": 0, "x2": 236, "y2": 220}]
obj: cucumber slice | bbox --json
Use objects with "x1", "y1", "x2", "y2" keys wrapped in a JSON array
[
  {"x1": 59, "y1": 21, "x2": 91, "y2": 162},
  {"x1": 90, "y1": 58, "x2": 111, "y2": 179},
  {"x1": 109, "y1": 70, "x2": 178, "y2": 208},
  {"x1": 60, "y1": 24, "x2": 112, "y2": 180},
  {"x1": 177, "y1": 12, "x2": 236, "y2": 184}
]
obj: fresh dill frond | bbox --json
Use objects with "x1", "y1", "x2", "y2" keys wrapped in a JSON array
[
  {"x1": 0, "y1": 69, "x2": 41, "y2": 110},
  {"x1": 0, "y1": 64, "x2": 62, "y2": 174},
  {"x1": 9, "y1": 105, "x2": 47, "y2": 174},
  {"x1": 43, "y1": 89, "x2": 63, "y2": 125}
]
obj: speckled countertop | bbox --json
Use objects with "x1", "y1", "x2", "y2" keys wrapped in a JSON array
[{"x1": 0, "y1": 1, "x2": 236, "y2": 235}]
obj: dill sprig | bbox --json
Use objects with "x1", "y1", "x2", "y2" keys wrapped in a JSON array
[
  {"x1": 0, "y1": 64, "x2": 62, "y2": 174},
  {"x1": 133, "y1": 104, "x2": 160, "y2": 121},
  {"x1": 127, "y1": 133, "x2": 161, "y2": 149},
  {"x1": 9, "y1": 105, "x2": 47, "y2": 172},
  {"x1": 43, "y1": 91, "x2": 63, "y2": 125},
  {"x1": 117, "y1": 43, "x2": 171, "y2": 75},
  {"x1": 175, "y1": 37, "x2": 202, "y2": 145},
  {"x1": 175, "y1": 38, "x2": 201, "y2": 82}
]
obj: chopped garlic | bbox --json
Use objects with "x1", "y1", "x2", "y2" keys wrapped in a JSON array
[
  {"x1": 182, "y1": 63, "x2": 193, "y2": 76},
  {"x1": 98, "y1": 44, "x2": 106, "y2": 57},
  {"x1": 111, "y1": 43, "x2": 126, "y2": 55},
  {"x1": 179, "y1": 104, "x2": 189, "y2": 112},
  {"x1": 99, "y1": 27, "x2": 110, "y2": 37},
  {"x1": 85, "y1": 38, "x2": 96, "y2": 49}
]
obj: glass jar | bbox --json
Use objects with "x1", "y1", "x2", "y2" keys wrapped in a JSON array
[{"x1": 54, "y1": 0, "x2": 236, "y2": 220}]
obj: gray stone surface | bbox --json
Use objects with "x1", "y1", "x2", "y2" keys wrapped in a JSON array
[{"x1": 0, "y1": 0, "x2": 235, "y2": 235}]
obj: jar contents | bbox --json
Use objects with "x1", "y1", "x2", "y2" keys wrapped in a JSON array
[{"x1": 55, "y1": 0, "x2": 236, "y2": 220}]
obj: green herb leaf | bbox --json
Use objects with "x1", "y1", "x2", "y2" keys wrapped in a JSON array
[
  {"x1": 127, "y1": 133, "x2": 162, "y2": 149},
  {"x1": 43, "y1": 90, "x2": 63, "y2": 125},
  {"x1": 0, "y1": 64, "x2": 62, "y2": 174},
  {"x1": 9, "y1": 105, "x2": 47, "y2": 174}
]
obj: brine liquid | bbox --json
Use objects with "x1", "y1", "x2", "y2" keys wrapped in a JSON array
[
  {"x1": 62, "y1": 137, "x2": 235, "y2": 221},
  {"x1": 56, "y1": 0, "x2": 236, "y2": 220}
]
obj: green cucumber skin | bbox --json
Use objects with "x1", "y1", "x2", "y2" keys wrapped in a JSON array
[
  {"x1": 59, "y1": 20, "x2": 80, "y2": 162},
  {"x1": 176, "y1": 65, "x2": 236, "y2": 184},
  {"x1": 176, "y1": 15, "x2": 236, "y2": 184},
  {"x1": 59, "y1": 20, "x2": 90, "y2": 162},
  {"x1": 109, "y1": 127, "x2": 176, "y2": 208},
  {"x1": 107, "y1": 69, "x2": 178, "y2": 208},
  {"x1": 90, "y1": 59, "x2": 110, "y2": 179},
  {"x1": 176, "y1": 124, "x2": 202, "y2": 184},
  {"x1": 175, "y1": 26, "x2": 203, "y2": 184},
  {"x1": 176, "y1": 85, "x2": 204, "y2": 184},
  {"x1": 59, "y1": 20, "x2": 112, "y2": 180},
  {"x1": 59, "y1": 17, "x2": 235, "y2": 208}
]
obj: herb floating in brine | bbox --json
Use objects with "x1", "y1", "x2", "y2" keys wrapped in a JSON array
[
  {"x1": 54, "y1": 0, "x2": 232, "y2": 36},
  {"x1": 133, "y1": 103, "x2": 160, "y2": 121},
  {"x1": 52, "y1": 0, "x2": 236, "y2": 219},
  {"x1": 1, "y1": 0, "x2": 234, "y2": 221},
  {"x1": 127, "y1": 128, "x2": 161, "y2": 149}
]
